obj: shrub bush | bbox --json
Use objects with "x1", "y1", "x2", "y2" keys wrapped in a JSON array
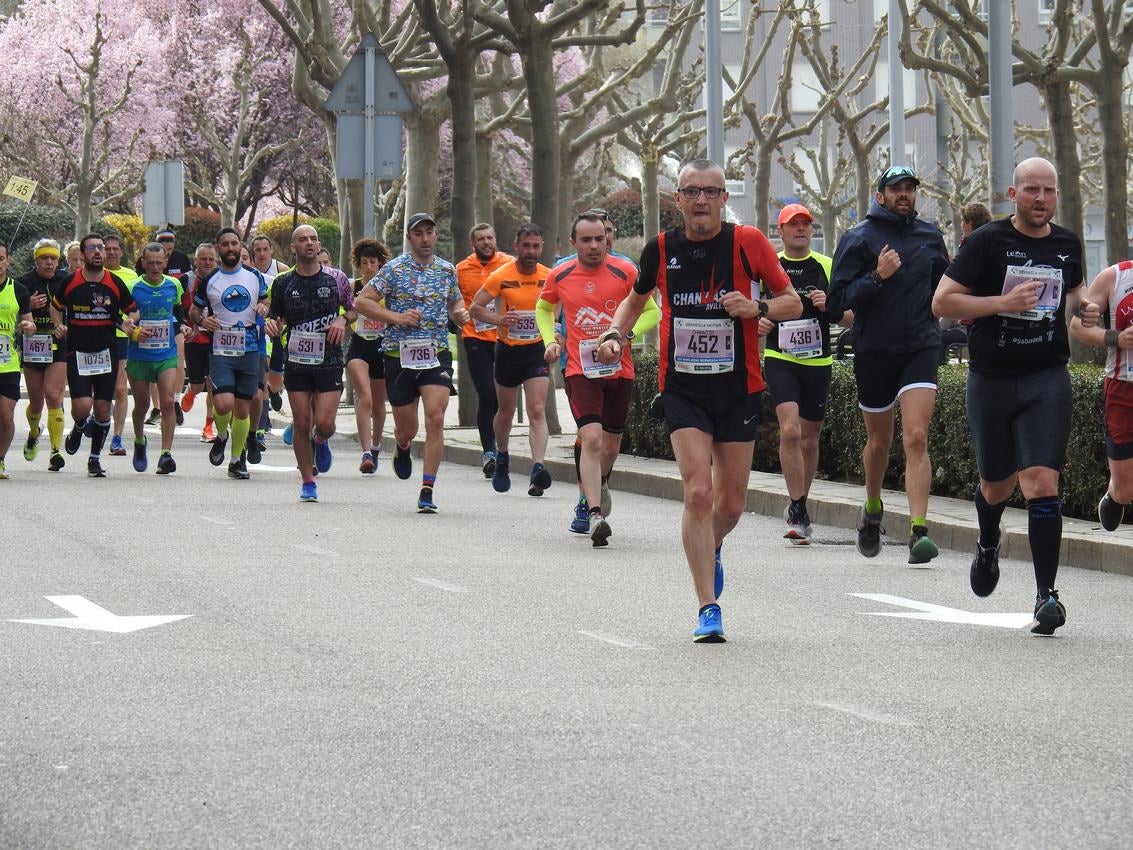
[
  {"x1": 173, "y1": 207, "x2": 222, "y2": 255},
  {"x1": 600, "y1": 188, "x2": 682, "y2": 239},
  {"x1": 623, "y1": 351, "x2": 1111, "y2": 521},
  {"x1": 102, "y1": 213, "x2": 150, "y2": 261}
]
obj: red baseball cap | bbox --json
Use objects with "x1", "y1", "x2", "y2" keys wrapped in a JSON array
[{"x1": 777, "y1": 203, "x2": 814, "y2": 227}]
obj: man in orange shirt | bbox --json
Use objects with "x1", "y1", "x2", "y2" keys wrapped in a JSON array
[
  {"x1": 538, "y1": 213, "x2": 660, "y2": 545},
  {"x1": 455, "y1": 224, "x2": 511, "y2": 477},
  {"x1": 470, "y1": 224, "x2": 553, "y2": 496}
]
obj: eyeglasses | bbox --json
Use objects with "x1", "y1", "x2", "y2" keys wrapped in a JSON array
[
  {"x1": 678, "y1": 186, "x2": 725, "y2": 200},
  {"x1": 83, "y1": 245, "x2": 105, "y2": 252}
]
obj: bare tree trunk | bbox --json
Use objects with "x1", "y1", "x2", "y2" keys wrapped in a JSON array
[
  {"x1": 641, "y1": 147, "x2": 660, "y2": 238},
  {"x1": 403, "y1": 110, "x2": 443, "y2": 247},
  {"x1": 523, "y1": 38, "x2": 560, "y2": 267},
  {"x1": 474, "y1": 132, "x2": 494, "y2": 224},
  {"x1": 1096, "y1": 84, "x2": 1128, "y2": 266}
]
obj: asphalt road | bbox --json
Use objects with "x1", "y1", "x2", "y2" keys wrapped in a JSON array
[{"x1": 2, "y1": 427, "x2": 1131, "y2": 849}]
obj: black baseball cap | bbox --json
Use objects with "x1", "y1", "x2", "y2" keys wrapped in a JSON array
[
  {"x1": 877, "y1": 165, "x2": 920, "y2": 192},
  {"x1": 406, "y1": 212, "x2": 437, "y2": 231}
]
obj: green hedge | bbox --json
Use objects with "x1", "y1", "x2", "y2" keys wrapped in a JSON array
[{"x1": 623, "y1": 350, "x2": 1110, "y2": 521}]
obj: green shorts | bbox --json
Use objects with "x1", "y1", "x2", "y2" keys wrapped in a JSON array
[{"x1": 126, "y1": 355, "x2": 179, "y2": 383}]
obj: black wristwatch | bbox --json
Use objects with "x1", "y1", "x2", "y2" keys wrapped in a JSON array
[
  {"x1": 624, "y1": 329, "x2": 635, "y2": 340},
  {"x1": 758, "y1": 300, "x2": 769, "y2": 318}
]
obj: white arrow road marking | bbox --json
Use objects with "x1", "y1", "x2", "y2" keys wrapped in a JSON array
[
  {"x1": 292, "y1": 543, "x2": 338, "y2": 557},
  {"x1": 578, "y1": 630, "x2": 653, "y2": 649},
  {"x1": 412, "y1": 577, "x2": 469, "y2": 594},
  {"x1": 9, "y1": 596, "x2": 191, "y2": 633},
  {"x1": 812, "y1": 701, "x2": 914, "y2": 727},
  {"x1": 850, "y1": 593, "x2": 1034, "y2": 629}
]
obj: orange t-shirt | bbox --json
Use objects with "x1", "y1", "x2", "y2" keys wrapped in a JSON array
[
  {"x1": 541, "y1": 256, "x2": 639, "y2": 379},
  {"x1": 455, "y1": 251, "x2": 512, "y2": 342},
  {"x1": 481, "y1": 259, "x2": 550, "y2": 346}
]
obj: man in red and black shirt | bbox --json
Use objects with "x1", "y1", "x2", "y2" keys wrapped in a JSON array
[
  {"x1": 600, "y1": 159, "x2": 800, "y2": 642},
  {"x1": 50, "y1": 233, "x2": 138, "y2": 477}
]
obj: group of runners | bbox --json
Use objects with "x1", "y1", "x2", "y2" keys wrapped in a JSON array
[{"x1": 2, "y1": 154, "x2": 1129, "y2": 641}]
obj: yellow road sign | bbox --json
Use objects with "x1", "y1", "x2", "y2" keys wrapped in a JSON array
[{"x1": 3, "y1": 176, "x2": 37, "y2": 202}]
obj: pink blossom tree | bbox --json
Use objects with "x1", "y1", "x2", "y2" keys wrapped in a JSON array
[{"x1": 0, "y1": 0, "x2": 178, "y2": 236}]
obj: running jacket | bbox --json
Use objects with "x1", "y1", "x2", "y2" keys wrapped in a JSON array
[{"x1": 828, "y1": 201, "x2": 949, "y2": 355}]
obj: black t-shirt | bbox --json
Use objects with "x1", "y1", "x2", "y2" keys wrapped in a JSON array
[
  {"x1": 51, "y1": 270, "x2": 136, "y2": 353},
  {"x1": 764, "y1": 252, "x2": 841, "y2": 360},
  {"x1": 16, "y1": 269, "x2": 66, "y2": 335},
  {"x1": 944, "y1": 218, "x2": 1083, "y2": 376},
  {"x1": 268, "y1": 268, "x2": 352, "y2": 371},
  {"x1": 636, "y1": 223, "x2": 791, "y2": 397}
]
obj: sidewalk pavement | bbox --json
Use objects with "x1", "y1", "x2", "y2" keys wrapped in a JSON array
[{"x1": 274, "y1": 386, "x2": 1133, "y2": 579}]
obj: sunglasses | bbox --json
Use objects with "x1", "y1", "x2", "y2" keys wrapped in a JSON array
[{"x1": 881, "y1": 166, "x2": 916, "y2": 182}]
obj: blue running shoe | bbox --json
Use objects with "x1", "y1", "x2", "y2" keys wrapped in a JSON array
[
  {"x1": 492, "y1": 452, "x2": 511, "y2": 492},
  {"x1": 313, "y1": 438, "x2": 332, "y2": 473},
  {"x1": 132, "y1": 437, "x2": 147, "y2": 472},
  {"x1": 282, "y1": 423, "x2": 294, "y2": 445},
  {"x1": 714, "y1": 546, "x2": 724, "y2": 600},
  {"x1": 1031, "y1": 589, "x2": 1067, "y2": 636},
  {"x1": 417, "y1": 488, "x2": 438, "y2": 513},
  {"x1": 393, "y1": 443, "x2": 412, "y2": 480},
  {"x1": 109, "y1": 434, "x2": 126, "y2": 456},
  {"x1": 570, "y1": 499, "x2": 590, "y2": 534},
  {"x1": 299, "y1": 481, "x2": 318, "y2": 502},
  {"x1": 694, "y1": 604, "x2": 726, "y2": 643}
]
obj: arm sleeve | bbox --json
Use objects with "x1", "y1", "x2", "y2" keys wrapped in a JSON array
[
  {"x1": 535, "y1": 298, "x2": 557, "y2": 345},
  {"x1": 630, "y1": 293, "x2": 661, "y2": 336}
]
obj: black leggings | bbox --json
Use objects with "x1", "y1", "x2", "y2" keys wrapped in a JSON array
[{"x1": 464, "y1": 337, "x2": 498, "y2": 452}]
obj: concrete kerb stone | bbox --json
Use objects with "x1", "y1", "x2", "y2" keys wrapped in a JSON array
[{"x1": 269, "y1": 402, "x2": 1133, "y2": 580}]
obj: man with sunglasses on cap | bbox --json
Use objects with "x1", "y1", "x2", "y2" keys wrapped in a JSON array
[
  {"x1": 599, "y1": 159, "x2": 800, "y2": 643},
  {"x1": 828, "y1": 165, "x2": 950, "y2": 565},
  {"x1": 762, "y1": 204, "x2": 853, "y2": 543}
]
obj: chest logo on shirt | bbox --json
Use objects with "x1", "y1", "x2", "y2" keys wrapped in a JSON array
[
  {"x1": 222, "y1": 285, "x2": 251, "y2": 312},
  {"x1": 317, "y1": 287, "x2": 331, "y2": 298}
]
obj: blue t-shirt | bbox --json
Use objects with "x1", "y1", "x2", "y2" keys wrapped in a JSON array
[
  {"x1": 128, "y1": 275, "x2": 183, "y2": 361},
  {"x1": 369, "y1": 253, "x2": 460, "y2": 354}
]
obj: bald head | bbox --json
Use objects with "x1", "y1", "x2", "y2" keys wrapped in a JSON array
[
  {"x1": 290, "y1": 224, "x2": 321, "y2": 269},
  {"x1": 1012, "y1": 157, "x2": 1057, "y2": 189},
  {"x1": 1008, "y1": 157, "x2": 1059, "y2": 234}
]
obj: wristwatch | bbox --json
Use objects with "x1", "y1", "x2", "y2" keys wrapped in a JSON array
[
  {"x1": 758, "y1": 300, "x2": 769, "y2": 318},
  {"x1": 624, "y1": 329, "x2": 635, "y2": 340}
]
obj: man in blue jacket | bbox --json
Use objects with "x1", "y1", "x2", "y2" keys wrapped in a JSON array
[{"x1": 828, "y1": 165, "x2": 950, "y2": 564}]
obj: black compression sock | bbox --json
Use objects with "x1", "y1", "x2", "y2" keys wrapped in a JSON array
[
  {"x1": 1027, "y1": 495, "x2": 1062, "y2": 594},
  {"x1": 974, "y1": 486, "x2": 1008, "y2": 549},
  {"x1": 89, "y1": 419, "x2": 111, "y2": 456}
]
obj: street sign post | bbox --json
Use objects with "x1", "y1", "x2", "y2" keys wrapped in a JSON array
[
  {"x1": 326, "y1": 33, "x2": 413, "y2": 240},
  {"x1": 142, "y1": 161, "x2": 185, "y2": 227}
]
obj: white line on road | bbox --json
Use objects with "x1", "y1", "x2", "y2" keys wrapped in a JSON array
[
  {"x1": 199, "y1": 515, "x2": 233, "y2": 526},
  {"x1": 248, "y1": 464, "x2": 301, "y2": 473},
  {"x1": 124, "y1": 494, "x2": 153, "y2": 504},
  {"x1": 292, "y1": 543, "x2": 339, "y2": 557},
  {"x1": 412, "y1": 577, "x2": 470, "y2": 594},
  {"x1": 578, "y1": 630, "x2": 653, "y2": 649},
  {"x1": 812, "y1": 701, "x2": 914, "y2": 727}
]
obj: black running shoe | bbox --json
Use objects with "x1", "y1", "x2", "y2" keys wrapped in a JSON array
[
  {"x1": 246, "y1": 437, "x2": 262, "y2": 465},
  {"x1": 908, "y1": 525, "x2": 939, "y2": 565},
  {"x1": 209, "y1": 435, "x2": 228, "y2": 466},
  {"x1": 269, "y1": 390, "x2": 283, "y2": 412},
  {"x1": 64, "y1": 425, "x2": 83, "y2": 455},
  {"x1": 590, "y1": 514, "x2": 612, "y2": 547},
  {"x1": 87, "y1": 457, "x2": 106, "y2": 478},
  {"x1": 856, "y1": 503, "x2": 884, "y2": 558},
  {"x1": 156, "y1": 453, "x2": 176, "y2": 475},
  {"x1": 1098, "y1": 492, "x2": 1125, "y2": 532},
  {"x1": 969, "y1": 541, "x2": 1001, "y2": 597},
  {"x1": 228, "y1": 456, "x2": 250, "y2": 480},
  {"x1": 174, "y1": 401, "x2": 184, "y2": 426},
  {"x1": 1031, "y1": 589, "x2": 1067, "y2": 636},
  {"x1": 48, "y1": 451, "x2": 65, "y2": 472}
]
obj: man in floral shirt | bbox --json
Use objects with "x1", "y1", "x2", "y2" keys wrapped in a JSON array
[{"x1": 355, "y1": 213, "x2": 469, "y2": 513}]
